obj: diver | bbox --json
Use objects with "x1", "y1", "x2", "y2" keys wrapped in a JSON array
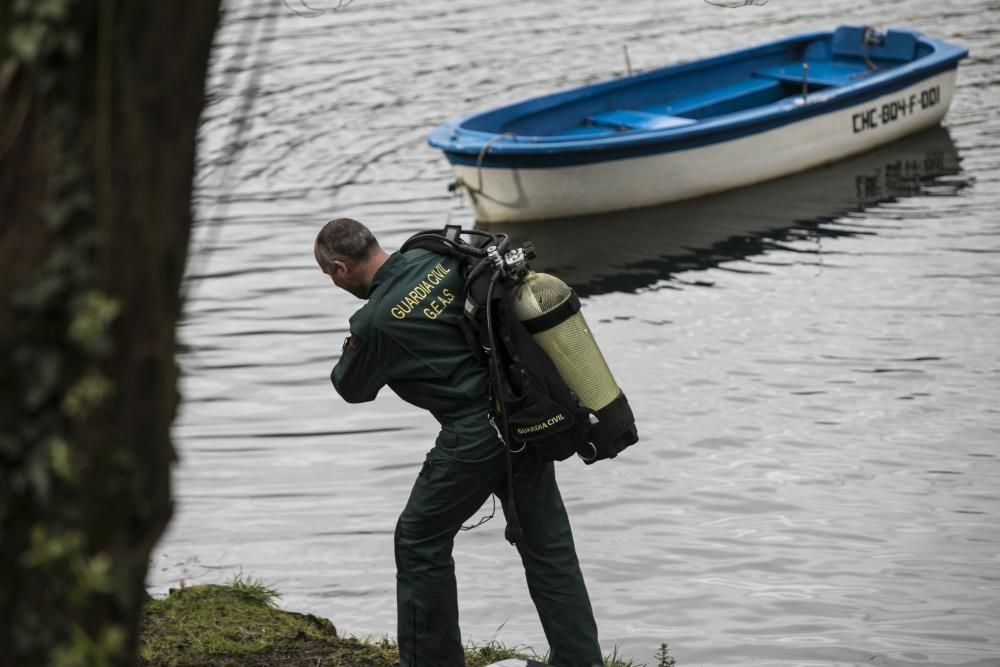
[{"x1": 315, "y1": 217, "x2": 603, "y2": 667}]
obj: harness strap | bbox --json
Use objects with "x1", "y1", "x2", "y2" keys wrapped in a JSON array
[
  {"x1": 483, "y1": 272, "x2": 523, "y2": 546},
  {"x1": 502, "y1": 428, "x2": 523, "y2": 546},
  {"x1": 520, "y1": 293, "x2": 581, "y2": 334}
]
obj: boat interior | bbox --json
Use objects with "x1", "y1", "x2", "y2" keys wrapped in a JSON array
[{"x1": 473, "y1": 26, "x2": 933, "y2": 139}]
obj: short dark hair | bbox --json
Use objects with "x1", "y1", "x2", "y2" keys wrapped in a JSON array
[{"x1": 316, "y1": 218, "x2": 379, "y2": 265}]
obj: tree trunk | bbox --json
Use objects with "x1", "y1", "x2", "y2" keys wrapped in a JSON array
[{"x1": 0, "y1": 1, "x2": 221, "y2": 664}]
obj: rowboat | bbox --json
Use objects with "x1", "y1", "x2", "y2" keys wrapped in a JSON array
[{"x1": 427, "y1": 25, "x2": 967, "y2": 223}]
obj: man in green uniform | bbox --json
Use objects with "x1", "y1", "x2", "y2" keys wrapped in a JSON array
[{"x1": 315, "y1": 218, "x2": 603, "y2": 667}]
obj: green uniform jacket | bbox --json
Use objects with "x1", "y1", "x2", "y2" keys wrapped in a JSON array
[{"x1": 331, "y1": 249, "x2": 497, "y2": 454}]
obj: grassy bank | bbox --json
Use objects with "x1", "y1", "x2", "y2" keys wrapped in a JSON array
[{"x1": 139, "y1": 577, "x2": 670, "y2": 666}]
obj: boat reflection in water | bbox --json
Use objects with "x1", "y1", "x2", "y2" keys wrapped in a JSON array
[{"x1": 478, "y1": 126, "x2": 965, "y2": 297}]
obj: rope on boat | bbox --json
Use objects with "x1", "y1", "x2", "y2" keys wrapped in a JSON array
[
  {"x1": 847, "y1": 27, "x2": 883, "y2": 80},
  {"x1": 448, "y1": 131, "x2": 517, "y2": 199},
  {"x1": 862, "y1": 27, "x2": 882, "y2": 73}
]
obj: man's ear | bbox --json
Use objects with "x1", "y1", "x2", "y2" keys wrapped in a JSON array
[{"x1": 333, "y1": 259, "x2": 349, "y2": 276}]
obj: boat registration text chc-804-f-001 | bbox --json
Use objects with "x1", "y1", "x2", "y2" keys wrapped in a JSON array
[{"x1": 852, "y1": 83, "x2": 941, "y2": 133}]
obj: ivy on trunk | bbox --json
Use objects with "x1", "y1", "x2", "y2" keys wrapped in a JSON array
[{"x1": 0, "y1": 1, "x2": 221, "y2": 664}]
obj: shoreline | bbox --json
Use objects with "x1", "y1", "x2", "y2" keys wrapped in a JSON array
[{"x1": 139, "y1": 579, "x2": 663, "y2": 666}]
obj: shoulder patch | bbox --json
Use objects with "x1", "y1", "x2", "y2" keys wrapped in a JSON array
[{"x1": 343, "y1": 335, "x2": 360, "y2": 352}]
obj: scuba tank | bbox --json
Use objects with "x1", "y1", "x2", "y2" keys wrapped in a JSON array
[{"x1": 511, "y1": 271, "x2": 638, "y2": 462}]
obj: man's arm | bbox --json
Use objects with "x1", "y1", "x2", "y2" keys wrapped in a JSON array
[{"x1": 331, "y1": 315, "x2": 387, "y2": 403}]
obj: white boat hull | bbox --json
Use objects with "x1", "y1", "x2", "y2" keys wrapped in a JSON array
[{"x1": 452, "y1": 70, "x2": 957, "y2": 223}]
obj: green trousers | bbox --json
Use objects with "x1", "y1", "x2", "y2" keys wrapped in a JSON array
[{"x1": 394, "y1": 436, "x2": 602, "y2": 667}]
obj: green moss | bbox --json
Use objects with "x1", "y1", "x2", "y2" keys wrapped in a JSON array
[
  {"x1": 138, "y1": 582, "x2": 653, "y2": 667},
  {"x1": 139, "y1": 584, "x2": 385, "y2": 667}
]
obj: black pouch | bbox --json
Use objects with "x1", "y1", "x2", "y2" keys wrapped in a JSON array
[
  {"x1": 583, "y1": 391, "x2": 639, "y2": 464},
  {"x1": 501, "y1": 366, "x2": 590, "y2": 461}
]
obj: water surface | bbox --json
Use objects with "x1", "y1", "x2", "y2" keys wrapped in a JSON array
[{"x1": 152, "y1": 1, "x2": 1000, "y2": 664}]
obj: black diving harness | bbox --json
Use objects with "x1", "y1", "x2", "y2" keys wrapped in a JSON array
[
  {"x1": 485, "y1": 271, "x2": 525, "y2": 545},
  {"x1": 401, "y1": 227, "x2": 529, "y2": 545}
]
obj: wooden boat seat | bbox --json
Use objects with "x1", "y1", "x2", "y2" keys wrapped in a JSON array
[
  {"x1": 754, "y1": 60, "x2": 874, "y2": 87},
  {"x1": 586, "y1": 78, "x2": 786, "y2": 129},
  {"x1": 642, "y1": 77, "x2": 783, "y2": 117},
  {"x1": 586, "y1": 110, "x2": 696, "y2": 131}
]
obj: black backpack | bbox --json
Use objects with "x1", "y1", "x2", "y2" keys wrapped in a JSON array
[{"x1": 401, "y1": 226, "x2": 592, "y2": 463}]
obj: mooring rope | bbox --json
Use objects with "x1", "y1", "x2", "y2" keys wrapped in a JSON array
[
  {"x1": 862, "y1": 27, "x2": 882, "y2": 73},
  {"x1": 448, "y1": 131, "x2": 517, "y2": 198}
]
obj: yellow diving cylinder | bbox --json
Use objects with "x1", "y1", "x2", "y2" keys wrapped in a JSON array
[{"x1": 511, "y1": 271, "x2": 638, "y2": 461}]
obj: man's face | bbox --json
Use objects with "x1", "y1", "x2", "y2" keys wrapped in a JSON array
[{"x1": 315, "y1": 244, "x2": 369, "y2": 299}]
